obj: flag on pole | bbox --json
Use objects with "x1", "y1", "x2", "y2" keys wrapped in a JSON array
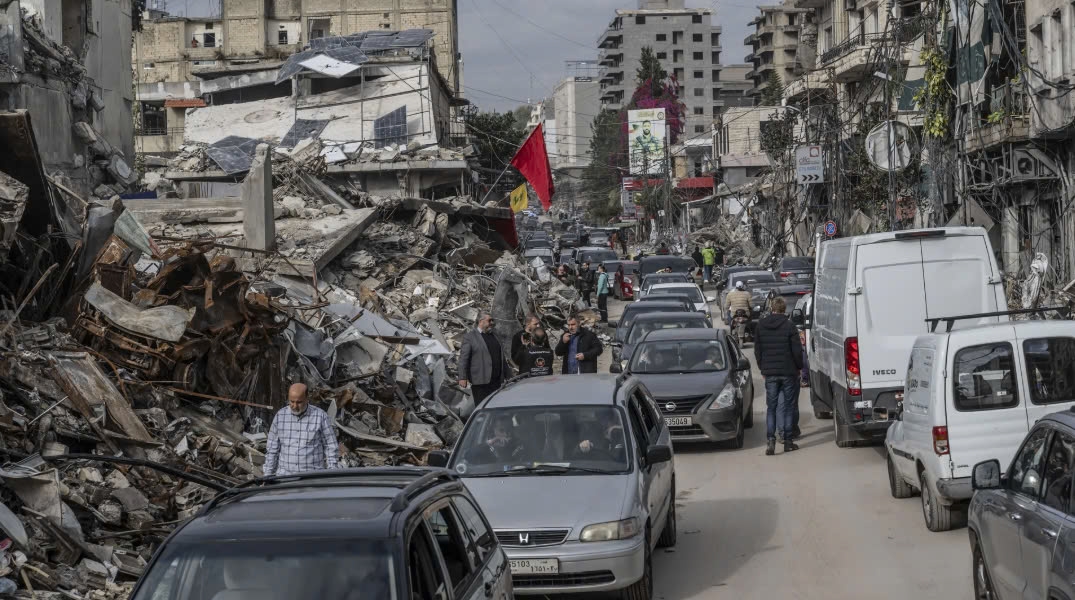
[
  {"x1": 509, "y1": 184, "x2": 529, "y2": 213},
  {"x1": 510, "y1": 123, "x2": 554, "y2": 210}
]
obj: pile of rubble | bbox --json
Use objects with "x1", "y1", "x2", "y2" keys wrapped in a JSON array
[
  {"x1": 0, "y1": 124, "x2": 577, "y2": 598},
  {"x1": 688, "y1": 216, "x2": 766, "y2": 265}
]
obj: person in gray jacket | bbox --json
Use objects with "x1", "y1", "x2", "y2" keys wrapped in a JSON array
[{"x1": 458, "y1": 312, "x2": 512, "y2": 403}]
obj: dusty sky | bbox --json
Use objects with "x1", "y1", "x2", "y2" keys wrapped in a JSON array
[{"x1": 162, "y1": 0, "x2": 754, "y2": 113}]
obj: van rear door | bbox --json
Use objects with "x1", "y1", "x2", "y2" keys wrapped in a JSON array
[
  {"x1": 944, "y1": 326, "x2": 1027, "y2": 479},
  {"x1": 920, "y1": 234, "x2": 1001, "y2": 330},
  {"x1": 854, "y1": 241, "x2": 929, "y2": 391}
]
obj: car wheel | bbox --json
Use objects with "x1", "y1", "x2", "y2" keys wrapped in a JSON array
[
  {"x1": 887, "y1": 452, "x2": 914, "y2": 499},
  {"x1": 744, "y1": 400, "x2": 755, "y2": 428},
  {"x1": 657, "y1": 482, "x2": 677, "y2": 548},
  {"x1": 973, "y1": 538, "x2": 996, "y2": 600},
  {"x1": 621, "y1": 529, "x2": 653, "y2": 600},
  {"x1": 723, "y1": 412, "x2": 745, "y2": 449},
  {"x1": 833, "y1": 407, "x2": 851, "y2": 448},
  {"x1": 920, "y1": 471, "x2": 955, "y2": 532}
]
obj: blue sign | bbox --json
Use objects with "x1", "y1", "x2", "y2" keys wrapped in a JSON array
[{"x1": 824, "y1": 220, "x2": 838, "y2": 237}]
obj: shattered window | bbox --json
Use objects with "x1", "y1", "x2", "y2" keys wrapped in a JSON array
[
  {"x1": 1025, "y1": 338, "x2": 1075, "y2": 405},
  {"x1": 202, "y1": 32, "x2": 216, "y2": 48},
  {"x1": 374, "y1": 106, "x2": 408, "y2": 148}
]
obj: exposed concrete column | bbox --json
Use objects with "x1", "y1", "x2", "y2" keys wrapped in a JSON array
[
  {"x1": 1001, "y1": 205, "x2": 1020, "y2": 275},
  {"x1": 242, "y1": 144, "x2": 275, "y2": 251}
]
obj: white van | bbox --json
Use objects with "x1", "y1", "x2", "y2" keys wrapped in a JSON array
[
  {"x1": 886, "y1": 320, "x2": 1075, "y2": 531},
  {"x1": 807, "y1": 227, "x2": 1007, "y2": 447}
]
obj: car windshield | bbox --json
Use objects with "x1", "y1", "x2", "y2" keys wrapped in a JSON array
[
  {"x1": 630, "y1": 340, "x2": 728, "y2": 373},
  {"x1": 580, "y1": 249, "x2": 617, "y2": 264},
  {"x1": 730, "y1": 272, "x2": 777, "y2": 287},
  {"x1": 627, "y1": 318, "x2": 705, "y2": 344},
  {"x1": 643, "y1": 274, "x2": 688, "y2": 289},
  {"x1": 649, "y1": 286, "x2": 703, "y2": 303},
  {"x1": 451, "y1": 406, "x2": 631, "y2": 476},
  {"x1": 781, "y1": 257, "x2": 815, "y2": 269},
  {"x1": 131, "y1": 539, "x2": 395, "y2": 600},
  {"x1": 525, "y1": 249, "x2": 553, "y2": 257},
  {"x1": 640, "y1": 258, "x2": 694, "y2": 275}
]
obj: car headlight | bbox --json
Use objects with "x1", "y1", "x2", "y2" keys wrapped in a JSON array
[
  {"x1": 580, "y1": 517, "x2": 640, "y2": 542},
  {"x1": 708, "y1": 384, "x2": 736, "y2": 410}
]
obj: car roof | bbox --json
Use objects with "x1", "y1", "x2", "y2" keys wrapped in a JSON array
[
  {"x1": 650, "y1": 283, "x2": 699, "y2": 290},
  {"x1": 629, "y1": 311, "x2": 708, "y2": 325},
  {"x1": 623, "y1": 300, "x2": 687, "y2": 313},
  {"x1": 1043, "y1": 409, "x2": 1075, "y2": 431},
  {"x1": 638, "y1": 294, "x2": 691, "y2": 302},
  {"x1": 640, "y1": 328, "x2": 725, "y2": 342},
  {"x1": 483, "y1": 374, "x2": 626, "y2": 408},
  {"x1": 173, "y1": 468, "x2": 461, "y2": 542}
]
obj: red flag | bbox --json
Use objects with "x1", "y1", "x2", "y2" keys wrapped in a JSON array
[{"x1": 510, "y1": 124, "x2": 554, "y2": 210}]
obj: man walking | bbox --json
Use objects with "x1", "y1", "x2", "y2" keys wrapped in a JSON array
[
  {"x1": 753, "y1": 297, "x2": 803, "y2": 455},
  {"x1": 700, "y1": 242, "x2": 717, "y2": 284},
  {"x1": 458, "y1": 312, "x2": 511, "y2": 403},
  {"x1": 264, "y1": 383, "x2": 339, "y2": 477},
  {"x1": 555, "y1": 316, "x2": 603, "y2": 374},
  {"x1": 577, "y1": 261, "x2": 595, "y2": 307},
  {"x1": 595, "y1": 264, "x2": 611, "y2": 324}
]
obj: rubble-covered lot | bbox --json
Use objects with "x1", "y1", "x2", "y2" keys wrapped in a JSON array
[{"x1": 0, "y1": 121, "x2": 588, "y2": 599}]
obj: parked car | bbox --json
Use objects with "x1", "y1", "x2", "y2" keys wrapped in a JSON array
[
  {"x1": 719, "y1": 271, "x2": 778, "y2": 321},
  {"x1": 575, "y1": 246, "x2": 619, "y2": 271},
  {"x1": 625, "y1": 328, "x2": 754, "y2": 448},
  {"x1": 524, "y1": 247, "x2": 555, "y2": 266},
  {"x1": 715, "y1": 264, "x2": 763, "y2": 291},
  {"x1": 523, "y1": 238, "x2": 552, "y2": 251},
  {"x1": 809, "y1": 227, "x2": 1008, "y2": 448},
  {"x1": 968, "y1": 408, "x2": 1075, "y2": 600},
  {"x1": 613, "y1": 300, "x2": 693, "y2": 344},
  {"x1": 430, "y1": 375, "x2": 676, "y2": 598},
  {"x1": 774, "y1": 256, "x2": 816, "y2": 283},
  {"x1": 638, "y1": 256, "x2": 696, "y2": 285},
  {"x1": 644, "y1": 283, "x2": 712, "y2": 320},
  {"x1": 637, "y1": 272, "x2": 691, "y2": 299},
  {"x1": 636, "y1": 294, "x2": 695, "y2": 315},
  {"x1": 611, "y1": 311, "x2": 712, "y2": 372},
  {"x1": 885, "y1": 319, "x2": 1075, "y2": 531},
  {"x1": 603, "y1": 260, "x2": 640, "y2": 300},
  {"x1": 559, "y1": 232, "x2": 581, "y2": 248},
  {"x1": 127, "y1": 468, "x2": 513, "y2": 600}
]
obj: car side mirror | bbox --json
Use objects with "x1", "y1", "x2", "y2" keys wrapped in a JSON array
[
  {"x1": 736, "y1": 357, "x2": 750, "y2": 371},
  {"x1": 645, "y1": 444, "x2": 672, "y2": 464},
  {"x1": 610, "y1": 362, "x2": 623, "y2": 374},
  {"x1": 972, "y1": 459, "x2": 1002, "y2": 490},
  {"x1": 608, "y1": 320, "x2": 618, "y2": 328},
  {"x1": 427, "y1": 450, "x2": 449, "y2": 468}
]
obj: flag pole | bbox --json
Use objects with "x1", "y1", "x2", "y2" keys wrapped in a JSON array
[{"x1": 479, "y1": 165, "x2": 512, "y2": 205}]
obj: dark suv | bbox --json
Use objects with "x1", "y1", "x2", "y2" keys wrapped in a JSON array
[{"x1": 128, "y1": 468, "x2": 513, "y2": 600}]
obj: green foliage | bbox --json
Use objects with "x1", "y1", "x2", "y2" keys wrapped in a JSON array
[
  {"x1": 912, "y1": 46, "x2": 950, "y2": 138},
  {"x1": 582, "y1": 109, "x2": 627, "y2": 202},
  {"x1": 759, "y1": 71, "x2": 784, "y2": 106},
  {"x1": 636, "y1": 47, "x2": 668, "y2": 96},
  {"x1": 987, "y1": 110, "x2": 1006, "y2": 124},
  {"x1": 587, "y1": 188, "x2": 624, "y2": 223}
]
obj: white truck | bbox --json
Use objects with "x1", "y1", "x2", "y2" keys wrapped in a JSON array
[
  {"x1": 886, "y1": 317, "x2": 1075, "y2": 531},
  {"x1": 805, "y1": 227, "x2": 1007, "y2": 447}
]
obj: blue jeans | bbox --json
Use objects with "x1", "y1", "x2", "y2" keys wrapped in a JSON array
[
  {"x1": 703, "y1": 265, "x2": 713, "y2": 282},
  {"x1": 765, "y1": 375, "x2": 799, "y2": 441}
]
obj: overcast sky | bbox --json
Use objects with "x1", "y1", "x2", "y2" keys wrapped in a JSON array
[{"x1": 161, "y1": 0, "x2": 754, "y2": 112}]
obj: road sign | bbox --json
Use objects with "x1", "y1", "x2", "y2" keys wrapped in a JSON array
[
  {"x1": 796, "y1": 145, "x2": 824, "y2": 184},
  {"x1": 824, "y1": 220, "x2": 838, "y2": 237}
]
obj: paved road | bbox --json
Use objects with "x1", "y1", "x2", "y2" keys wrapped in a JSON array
[{"x1": 596, "y1": 297, "x2": 973, "y2": 600}]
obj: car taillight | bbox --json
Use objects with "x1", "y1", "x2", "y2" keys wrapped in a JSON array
[
  {"x1": 780, "y1": 272, "x2": 791, "y2": 278},
  {"x1": 932, "y1": 426, "x2": 949, "y2": 455},
  {"x1": 844, "y1": 337, "x2": 861, "y2": 396}
]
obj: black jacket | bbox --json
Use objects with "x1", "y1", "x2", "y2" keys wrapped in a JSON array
[
  {"x1": 753, "y1": 314, "x2": 803, "y2": 377},
  {"x1": 577, "y1": 269, "x2": 595, "y2": 292},
  {"x1": 555, "y1": 328, "x2": 603, "y2": 374}
]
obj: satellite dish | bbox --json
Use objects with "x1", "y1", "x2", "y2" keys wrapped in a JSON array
[{"x1": 865, "y1": 120, "x2": 917, "y2": 172}]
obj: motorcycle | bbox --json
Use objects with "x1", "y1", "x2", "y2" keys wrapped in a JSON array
[{"x1": 732, "y1": 309, "x2": 751, "y2": 346}]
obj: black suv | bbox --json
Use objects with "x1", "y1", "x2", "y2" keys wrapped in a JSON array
[{"x1": 128, "y1": 468, "x2": 513, "y2": 600}]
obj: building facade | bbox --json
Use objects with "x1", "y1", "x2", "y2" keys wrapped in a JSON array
[
  {"x1": 744, "y1": 1, "x2": 814, "y2": 99},
  {"x1": 597, "y1": 0, "x2": 724, "y2": 136},
  {"x1": 552, "y1": 76, "x2": 600, "y2": 169}
]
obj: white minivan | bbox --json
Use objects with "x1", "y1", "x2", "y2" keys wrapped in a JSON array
[
  {"x1": 807, "y1": 227, "x2": 1007, "y2": 447},
  {"x1": 886, "y1": 320, "x2": 1075, "y2": 531}
]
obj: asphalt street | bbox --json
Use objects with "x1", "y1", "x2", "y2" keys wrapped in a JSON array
[{"x1": 594, "y1": 296, "x2": 973, "y2": 600}]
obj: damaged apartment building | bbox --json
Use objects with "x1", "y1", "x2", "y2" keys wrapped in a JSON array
[{"x1": 1, "y1": 0, "x2": 137, "y2": 197}]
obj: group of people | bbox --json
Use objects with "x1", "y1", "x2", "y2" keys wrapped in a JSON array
[{"x1": 554, "y1": 261, "x2": 612, "y2": 323}]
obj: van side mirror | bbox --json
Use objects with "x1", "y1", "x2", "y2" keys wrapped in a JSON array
[
  {"x1": 972, "y1": 459, "x2": 1002, "y2": 490},
  {"x1": 791, "y1": 308, "x2": 804, "y2": 325},
  {"x1": 610, "y1": 362, "x2": 623, "y2": 374},
  {"x1": 427, "y1": 450, "x2": 449, "y2": 468},
  {"x1": 645, "y1": 445, "x2": 672, "y2": 464},
  {"x1": 736, "y1": 357, "x2": 750, "y2": 371}
]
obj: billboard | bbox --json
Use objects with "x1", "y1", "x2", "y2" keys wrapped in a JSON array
[{"x1": 628, "y1": 109, "x2": 666, "y2": 175}]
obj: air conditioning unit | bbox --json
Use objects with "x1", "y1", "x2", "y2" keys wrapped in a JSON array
[{"x1": 1010, "y1": 148, "x2": 1059, "y2": 181}]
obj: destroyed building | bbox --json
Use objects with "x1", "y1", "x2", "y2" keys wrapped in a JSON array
[
  {"x1": 0, "y1": 0, "x2": 137, "y2": 196},
  {"x1": 133, "y1": 0, "x2": 462, "y2": 157}
]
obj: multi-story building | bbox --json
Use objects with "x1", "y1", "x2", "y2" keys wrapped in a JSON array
[
  {"x1": 133, "y1": 0, "x2": 459, "y2": 155},
  {"x1": 718, "y1": 64, "x2": 755, "y2": 108},
  {"x1": 597, "y1": 0, "x2": 724, "y2": 137},
  {"x1": 552, "y1": 76, "x2": 600, "y2": 169},
  {"x1": 744, "y1": 1, "x2": 814, "y2": 99}
]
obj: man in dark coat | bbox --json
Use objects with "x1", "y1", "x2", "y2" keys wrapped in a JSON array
[
  {"x1": 577, "y1": 261, "x2": 596, "y2": 307},
  {"x1": 458, "y1": 312, "x2": 512, "y2": 403},
  {"x1": 754, "y1": 297, "x2": 804, "y2": 455},
  {"x1": 555, "y1": 316, "x2": 603, "y2": 374}
]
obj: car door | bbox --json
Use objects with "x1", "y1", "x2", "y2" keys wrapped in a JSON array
[
  {"x1": 407, "y1": 520, "x2": 452, "y2": 600},
  {"x1": 1022, "y1": 429, "x2": 1073, "y2": 600},
  {"x1": 424, "y1": 501, "x2": 485, "y2": 600},
  {"x1": 1020, "y1": 335, "x2": 1075, "y2": 427},
  {"x1": 980, "y1": 426, "x2": 1051, "y2": 599},
  {"x1": 624, "y1": 395, "x2": 659, "y2": 534},
  {"x1": 637, "y1": 389, "x2": 673, "y2": 521},
  {"x1": 452, "y1": 496, "x2": 510, "y2": 600}
]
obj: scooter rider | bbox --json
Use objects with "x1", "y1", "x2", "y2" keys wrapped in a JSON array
[{"x1": 724, "y1": 281, "x2": 752, "y2": 325}]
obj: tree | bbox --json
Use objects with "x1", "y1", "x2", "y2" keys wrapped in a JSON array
[
  {"x1": 636, "y1": 47, "x2": 667, "y2": 96},
  {"x1": 464, "y1": 109, "x2": 525, "y2": 198},
  {"x1": 760, "y1": 71, "x2": 784, "y2": 106},
  {"x1": 511, "y1": 105, "x2": 532, "y2": 130}
]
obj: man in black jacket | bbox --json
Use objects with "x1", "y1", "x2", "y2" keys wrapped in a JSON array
[
  {"x1": 754, "y1": 297, "x2": 804, "y2": 455},
  {"x1": 555, "y1": 316, "x2": 603, "y2": 374},
  {"x1": 577, "y1": 262, "x2": 595, "y2": 307}
]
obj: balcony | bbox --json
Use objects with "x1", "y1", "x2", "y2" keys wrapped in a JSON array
[
  {"x1": 744, "y1": 52, "x2": 756, "y2": 62},
  {"x1": 964, "y1": 83, "x2": 1031, "y2": 153},
  {"x1": 821, "y1": 32, "x2": 886, "y2": 82},
  {"x1": 784, "y1": 69, "x2": 832, "y2": 102},
  {"x1": 744, "y1": 33, "x2": 758, "y2": 45},
  {"x1": 598, "y1": 27, "x2": 623, "y2": 49},
  {"x1": 598, "y1": 51, "x2": 623, "y2": 67},
  {"x1": 795, "y1": 0, "x2": 826, "y2": 8}
]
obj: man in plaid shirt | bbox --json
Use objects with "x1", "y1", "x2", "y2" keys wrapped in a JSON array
[{"x1": 264, "y1": 383, "x2": 340, "y2": 476}]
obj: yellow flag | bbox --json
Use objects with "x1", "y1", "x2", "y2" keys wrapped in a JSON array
[{"x1": 509, "y1": 184, "x2": 529, "y2": 213}]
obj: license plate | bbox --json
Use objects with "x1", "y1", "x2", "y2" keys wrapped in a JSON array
[
  {"x1": 509, "y1": 559, "x2": 559, "y2": 575},
  {"x1": 797, "y1": 273, "x2": 811, "y2": 279},
  {"x1": 664, "y1": 416, "x2": 691, "y2": 427},
  {"x1": 853, "y1": 400, "x2": 873, "y2": 409}
]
